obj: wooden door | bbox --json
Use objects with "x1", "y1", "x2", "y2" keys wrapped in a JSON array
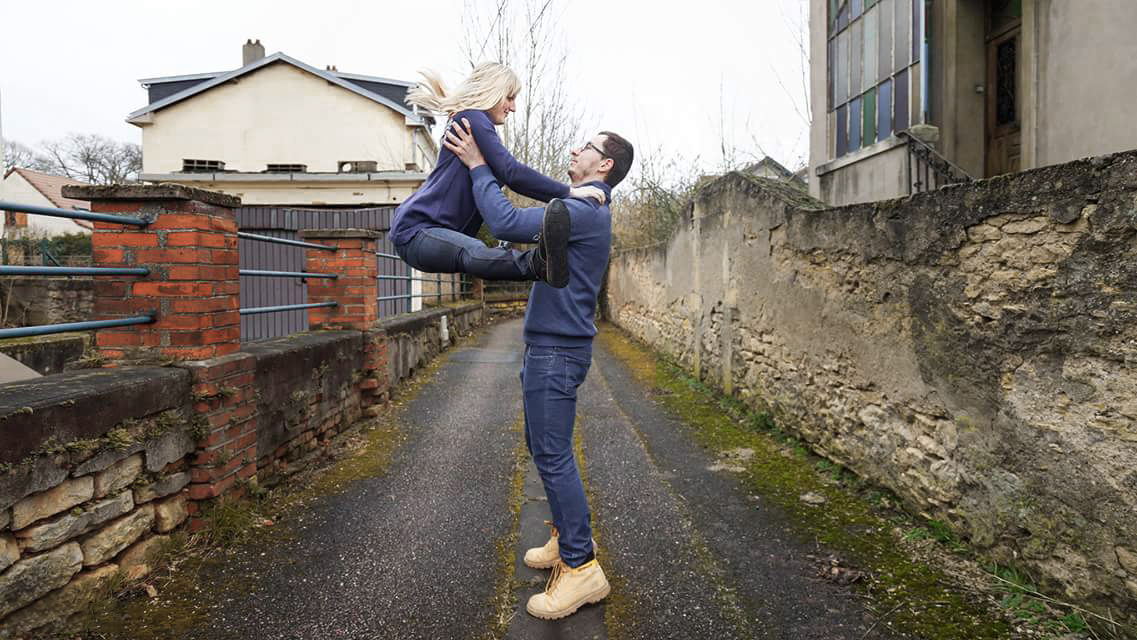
[{"x1": 985, "y1": 5, "x2": 1021, "y2": 176}]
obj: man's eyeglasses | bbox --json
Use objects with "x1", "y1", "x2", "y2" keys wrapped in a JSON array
[{"x1": 581, "y1": 141, "x2": 610, "y2": 159}]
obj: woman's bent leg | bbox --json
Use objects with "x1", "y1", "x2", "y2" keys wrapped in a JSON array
[{"x1": 397, "y1": 227, "x2": 537, "y2": 281}]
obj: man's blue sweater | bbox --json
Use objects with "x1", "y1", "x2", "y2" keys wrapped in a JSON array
[
  {"x1": 390, "y1": 109, "x2": 571, "y2": 248},
  {"x1": 467, "y1": 165, "x2": 612, "y2": 348}
]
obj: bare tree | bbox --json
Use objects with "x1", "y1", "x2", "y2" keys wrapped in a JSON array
[
  {"x1": 39, "y1": 134, "x2": 141, "y2": 184},
  {"x1": 2, "y1": 140, "x2": 56, "y2": 174},
  {"x1": 460, "y1": 0, "x2": 586, "y2": 190}
]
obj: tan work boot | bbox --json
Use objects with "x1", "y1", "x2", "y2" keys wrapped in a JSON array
[
  {"x1": 526, "y1": 558, "x2": 610, "y2": 620},
  {"x1": 523, "y1": 521, "x2": 596, "y2": 569}
]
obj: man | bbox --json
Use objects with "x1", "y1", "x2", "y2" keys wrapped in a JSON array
[{"x1": 443, "y1": 119, "x2": 634, "y2": 620}]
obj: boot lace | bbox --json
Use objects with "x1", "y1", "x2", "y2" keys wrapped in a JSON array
[{"x1": 544, "y1": 560, "x2": 566, "y2": 595}]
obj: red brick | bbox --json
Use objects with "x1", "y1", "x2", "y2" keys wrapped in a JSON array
[
  {"x1": 95, "y1": 298, "x2": 156, "y2": 314},
  {"x1": 152, "y1": 214, "x2": 218, "y2": 230},
  {"x1": 135, "y1": 248, "x2": 212, "y2": 264},
  {"x1": 160, "y1": 314, "x2": 214, "y2": 330},
  {"x1": 165, "y1": 231, "x2": 231, "y2": 248},
  {"x1": 92, "y1": 249, "x2": 126, "y2": 264},
  {"x1": 133, "y1": 282, "x2": 216, "y2": 297},
  {"x1": 169, "y1": 298, "x2": 235, "y2": 313},
  {"x1": 100, "y1": 232, "x2": 160, "y2": 248},
  {"x1": 96, "y1": 332, "x2": 142, "y2": 347}
]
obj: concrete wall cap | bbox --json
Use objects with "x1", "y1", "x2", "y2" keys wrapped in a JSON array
[{"x1": 62, "y1": 183, "x2": 241, "y2": 209}]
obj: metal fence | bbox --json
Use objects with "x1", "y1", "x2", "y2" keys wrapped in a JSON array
[
  {"x1": 0, "y1": 200, "x2": 156, "y2": 339},
  {"x1": 237, "y1": 206, "x2": 413, "y2": 341}
]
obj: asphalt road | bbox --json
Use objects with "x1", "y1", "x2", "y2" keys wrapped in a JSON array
[{"x1": 183, "y1": 318, "x2": 908, "y2": 639}]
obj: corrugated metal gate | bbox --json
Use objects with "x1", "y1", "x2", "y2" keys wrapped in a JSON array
[{"x1": 237, "y1": 206, "x2": 411, "y2": 342}]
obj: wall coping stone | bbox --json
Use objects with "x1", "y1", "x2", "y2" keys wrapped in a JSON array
[
  {"x1": 376, "y1": 302, "x2": 483, "y2": 336},
  {"x1": 241, "y1": 330, "x2": 363, "y2": 362},
  {"x1": 62, "y1": 183, "x2": 241, "y2": 208},
  {"x1": 0, "y1": 367, "x2": 191, "y2": 466}
]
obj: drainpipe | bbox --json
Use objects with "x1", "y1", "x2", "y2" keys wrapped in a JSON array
[{"x1": 920, "y1": 0, "x2": 930, "y2": 123}]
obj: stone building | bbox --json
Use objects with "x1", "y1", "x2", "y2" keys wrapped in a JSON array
[
  {"x1": 808, "y1": 0, "x2": 1137, "y2": 206},
  {"x1": 129, "y1": 40, "x2": 438, "y2": 206}
]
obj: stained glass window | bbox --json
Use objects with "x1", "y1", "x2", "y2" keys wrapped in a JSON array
[
  {"x1": 837, "y1": 105, "x2": 848, "y2": 157},
  {"x1": 894, "y1": 0, "x2": 910, "y2": 71},
  {"x1": 912, "y1": 0, "x2": 921, "y2": 61},
  {"x1": 863, "y1": 88, "x2": 877, "y2": 144},
  {"x1": 876, "y1": 80, "x2": 891, "y2": 141},
  {"x1": 878, "y1": 0, "x2": 893, "y2": 84},
  {"x1": 836, "y1": 30, "x2": 850, "y2": 105},
  {"x1": 863, "y1": 7, "x2": 878, "y2": 92},
  {"x1": 894, "y1": 68, "x2": 910, "y2": 132},
  {"x1": 828, "y1": 0, "x2": 921, "y2": 158}
]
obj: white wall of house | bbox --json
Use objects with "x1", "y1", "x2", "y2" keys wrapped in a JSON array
[
  {"x1": 0, "y1": 173, "x2": 89, "y2": 237},
  {"x1": 140, "y1": 62, "x2": 429, "y2": 175},
  {"x1": 1034, "y1": 0, "x2": 1137, "y2": 167}
]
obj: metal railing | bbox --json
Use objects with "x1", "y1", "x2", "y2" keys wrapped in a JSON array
[
  {"x1": 0, "y1": 200, "x2": 157, "y2": 339},
  {"x1": 374, "y1": 251, "x2": 472, "y2": 309},
  {"x1": 237, "y1": 233, "x2": 338, "y2": 317},
  {"x1": 898, "y1": 131, "x2": 973, "y2": 194}
]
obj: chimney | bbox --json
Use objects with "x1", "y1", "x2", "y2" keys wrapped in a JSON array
[{"x1": 242, "y1": 39, "x2": 265, "y2": 66}]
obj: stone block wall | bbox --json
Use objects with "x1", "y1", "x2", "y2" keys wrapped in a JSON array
[
  {"x1": 606, "y1": 151, "x2": 1137, "y2": 622},
  {"x1": 0, "y1": 369, "x2": 197, "y2": 635},
  {"x1": 1, "y1": 278, "x2": 94, "y2": 328}
]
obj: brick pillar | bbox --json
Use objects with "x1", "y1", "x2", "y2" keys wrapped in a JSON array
[
  {"x1": 299, "y1": 229, "x2": 379, "y2": 331},
  {"x1": 182, "y1": 352, "x2": 258, "y2": 523},
  {"x1": 300, "y1": 229, "x2": 389, "y2": 417},
  {"x1": 64, "y1": 184, "x2": 242, "y2": 363}
]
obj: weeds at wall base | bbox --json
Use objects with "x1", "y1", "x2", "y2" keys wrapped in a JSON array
[{"x1": 597, "y1": 324, "x2": 1121, "y2": 640}]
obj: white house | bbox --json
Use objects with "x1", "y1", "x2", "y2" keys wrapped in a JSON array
[
  {"x1": 0, "y1": 167, "x2": 92, "y2": 238},
  {"x1": 130, "y1": 40, "x2": 438, "y2": 206}
]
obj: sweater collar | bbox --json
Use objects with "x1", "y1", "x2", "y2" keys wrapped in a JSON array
[{"x1": 579, "y1": 180, "x2": 612, "y2": 205}]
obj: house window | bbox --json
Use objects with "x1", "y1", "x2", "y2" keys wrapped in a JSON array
[
  {"x1": 266, "y1": 164, "x2": 307, "y2": 173},
  {"x1": 182, "y1": 159, "x2": 225, "y2": 172},
  {"x1": 828, "y1": 0, "x2": 922, "y2": 158}
]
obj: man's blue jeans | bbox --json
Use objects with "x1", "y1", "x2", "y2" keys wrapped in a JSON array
[
  {"x1": 521, "y1": 344, "x2": 593, "y2": 568},
  {"x1": 395, "y1": 227, "x2": 537, "y2": 280}
]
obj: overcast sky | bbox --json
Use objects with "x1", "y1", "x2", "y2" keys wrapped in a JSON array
[{"x1": 0, "y1": 0, "x2": 811, "y2": 179}]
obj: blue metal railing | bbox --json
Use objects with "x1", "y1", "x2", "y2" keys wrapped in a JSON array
[
  {"x1": 0, "y1": 200, "x2": 149, "y2": 227},
  {"x1": 374, "y1": 251, "x2": 472, "y2": 306},
  {"x1": 0, "y1": 201, "x2": 156, "y2": 340},
  {"x1": 237, "y1": 233, "x2": 338, "y2": 318},
  {"x1": 239, "y1": 269, "x2": 337, "y2": 279}
]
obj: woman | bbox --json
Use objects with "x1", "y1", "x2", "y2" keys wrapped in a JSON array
[{"x1": 390, "y1": 62, "x2": 603, "y2": 288}]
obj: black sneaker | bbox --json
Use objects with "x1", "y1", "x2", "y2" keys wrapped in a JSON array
[{"x1": 538, "y1": 199, "x2": 571, "y2": 288}]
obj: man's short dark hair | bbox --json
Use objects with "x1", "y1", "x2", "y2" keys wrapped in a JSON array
[{"x1": 599, "y1": 131, "x2": 633, "y2": 188}]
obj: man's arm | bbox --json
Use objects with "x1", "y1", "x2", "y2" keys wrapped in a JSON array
[
  {"x1": 468, "y1": 166, "x2": 545, "y2": 243},
  {"x1": 444, "y1": 119, "x2": 546, "y2": 242}
]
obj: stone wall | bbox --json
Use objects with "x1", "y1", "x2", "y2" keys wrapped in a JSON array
[
  {"x1": 0, "y1": 334, "x2": 87, "y2": 376},
  {"x1": 0, "y1": 302, "x2": 483, "y2": 635},
  {"x1": 0, "y1": 368, "x2": 197, "y2": 634},
  {"x1": 606, "y1": 151, "x2": 1137, "y2": 622},
  {"x1": 1, "y1": 278, "x2": 94, "y2": 328}
]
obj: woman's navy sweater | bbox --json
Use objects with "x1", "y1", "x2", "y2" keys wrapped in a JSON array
[{"x1": 390, "y1": 109, "x2": 570, "y2": 248}]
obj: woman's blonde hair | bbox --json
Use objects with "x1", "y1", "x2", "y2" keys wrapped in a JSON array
[{"x1": 405, "y1": 62, "x2": 522, "y2": 117}]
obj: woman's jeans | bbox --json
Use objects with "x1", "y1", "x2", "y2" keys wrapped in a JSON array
[
  {"x1": 521, "y1": 344, "x2": 593, "y2": 567},
  {"x1": 395, "y1": 227, "x2": 537, "y2": 280}
]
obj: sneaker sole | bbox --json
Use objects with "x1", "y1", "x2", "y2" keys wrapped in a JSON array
[
  {"x1": 542, "y1": 199, "x2": 571, "y2": 288},
  {"x1": 525, "y1": 583, "x2": 611, "y2": 620}
]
